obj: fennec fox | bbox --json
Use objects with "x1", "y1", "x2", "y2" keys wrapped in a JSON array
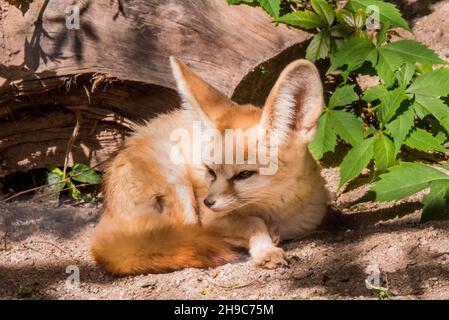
[{"x1": 91, "y1": 57, "x2": 329, "y2": 275}]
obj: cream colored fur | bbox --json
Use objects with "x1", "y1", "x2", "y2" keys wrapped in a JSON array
[{"x1": 90, "y1": 56, "x2": 329, "y2": 275}]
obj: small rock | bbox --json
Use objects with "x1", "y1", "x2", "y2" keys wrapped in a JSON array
[
  {"x1": 390, "y1": 289, "x2": 399, "y2": 296},
  {"x1": 288, "y1": 254, "x2": 300, "y2": 262},
  {"x1": 141, "y1": 281, "x2": 157, "y2": 289}
]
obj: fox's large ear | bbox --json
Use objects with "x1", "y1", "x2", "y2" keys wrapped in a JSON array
[
  {"x1": 170, "y1": 56, "x2": 234, "y2": 126},
  {"x1": 260, "y1": 59, "x2": 323, "y2": 145}
]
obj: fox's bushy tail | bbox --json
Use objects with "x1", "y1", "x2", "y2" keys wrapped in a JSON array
[{"x1": 91, "y1": 216, "x2": 236, "y2": 275}]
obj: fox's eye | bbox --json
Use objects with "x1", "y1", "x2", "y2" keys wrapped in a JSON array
[
  {"x1": 232, "y1": 170, "x2": 256, "y2": 181},
  {"x1": 207, "y1": 167, "x2": 216, "y2": 179}
]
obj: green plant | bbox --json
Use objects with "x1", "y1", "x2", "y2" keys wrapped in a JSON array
[
  {"x1": 199, "y1": 289, "x2": 210, "y2": 295},
  {"x1": 46, "y1": 163, "x2": 101, "y2": 202},
  {"x1": 364, "y1": 276, "x2": 391, "y2": 300},
  {"x1": 228, "y1": 0, "x2": 449, "y2": 221},
  {"x1": 371, "y1": 161, "x2": 449, "y2": 222},
  {"x1": 18, "y1": 283, "x2": 37, "y2": 298}
]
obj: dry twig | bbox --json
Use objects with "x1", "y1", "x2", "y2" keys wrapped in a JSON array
[{"x1": 63, "y1": 110, "x2": 82, "y2": 178}]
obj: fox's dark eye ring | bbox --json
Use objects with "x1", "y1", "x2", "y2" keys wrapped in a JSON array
[
  {"x1": 206, "y1": 167, "x2": 216, "y2": 179},
  {"x1": 233, "y1": 170, "x2": 256, "y2": 181}
]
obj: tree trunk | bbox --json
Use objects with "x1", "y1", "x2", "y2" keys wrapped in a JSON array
[{"x1": 0, "y1": 0, "x2": 309, "y2": 177}]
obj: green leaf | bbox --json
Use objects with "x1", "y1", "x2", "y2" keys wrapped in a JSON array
[
  {"x1": 417, "y1": 64, "x2": 435, "y2": 74},
  {"x1": 385, "y1": 108, "x2": 415, "y2": 152},
  {"x1": 335, "y1": 8, "x2": 356, "y2": 28},
  {"x1": 376, "y1": 22, "x2": 390, "y2": 46},
  {"x1": 376, "y1": 48, "x2": 404, "y2": 86},
  {"x1": 68, "y1": 181, "x2": 82, "y2": 201},
  {"x1": 309, "y1": 111, "x2": 337, "y2": 159},
  {"x1": 329, "y1": 109, "x2": 364, "y2": 146},
  {"x1": 397, "y1": 61, "x2": 416, "y2": 86},
  {"x1": 436, "y1": 131, "x2": 448, "y2": 144},
  {"x1": 363, "y1": 84, "x2": 388, "y2": 102},
  {"x1": 257, "y1": 0, "x2": 280, "y2": 19},
  {"x1": 66, "y1": 181, "x2": 97, "y2": 203},
  {"x1": 81, "y1": 193, "x2": 97, "y2": 203},
  {"x1": 413, "y1": 96, "x2": 449, "y2": 134},
  {"x1": 330, "y1": 24, "x2": 353, "y2": 38},
  {"x1": 68, "y1": 163, "x2": 101, "y2": 185},
  {"x1": 306, "y1": 30, "x2": 331, "y2": 62},
  {"x1": 373, "y1": 134, "x2": 396, "y2": 171},
  {"x1": 371, "y1": 162, "x2": 449, "y2": 201},
  {"x1": 276, "y1": 11, "x2": 325, "y2": 29},
  {"x1": 442, "y1": 161, "x2": 449, "y2": 170},
  {"x1": 328, "y1": 36, "x2": 375, "y2": 73},
  {"x1": 329, "y1": 85, "x2": 359, "y2": 108},
  {"x1": 407, "y1": 68, "x2": 449, "y2": 98},
  {"x1": 421, "y1": 180, "x2": 449, "y2": 222},
  {"x1": 346, "y1": 0, "x2": 410, "y2": 30},
  {"x1": 339, "y1": 137, "x2": 376, "y2": 187},
  {"x1": 378, "y1": 86, "x2": 406, "y2": 124},
  {"x1": 382, "y1": 40, "x2": 447, "y2": 66},
  {"x1": 426, "y1": 117, "x2": 449, "y2": 144},
  {"x1": 46, "y1": 164, "x2": 63, "y2": 175},
  {"x1": 405, "y1": 128, "x2": 448, "y2": 153},
  {"x1": 353, "y1": 9, "x2": 366, "y2": 29},
  {"x1": 365, "y1": 279, "x2": 390, "y2": 300},
  {"x1": 46, "y1": 168, "x2": 66, "y2": 194},
  {"x1": 311, "y1": 0, "x2": 335, "y2": 26},
  {"x1": 413, "y1": 102, "x2": 430, "y2": 119}
]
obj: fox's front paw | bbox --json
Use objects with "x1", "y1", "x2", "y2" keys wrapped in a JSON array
[{"x1": 253, "y1": 247, "x2": 288, "y2": 269}]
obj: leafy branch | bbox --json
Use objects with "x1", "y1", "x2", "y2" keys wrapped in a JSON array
[{"x1": 228, "y1": 0, "x2": 449, "y2": 221}]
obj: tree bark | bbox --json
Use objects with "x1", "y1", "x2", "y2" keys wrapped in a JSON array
[{"x1": 0, "y1": 0, "x2": 309, "y2": 177}]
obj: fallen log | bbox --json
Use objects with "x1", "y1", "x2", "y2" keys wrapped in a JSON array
[{"x1": 0, "y1": 0, "x2": 309, "y2": 177}]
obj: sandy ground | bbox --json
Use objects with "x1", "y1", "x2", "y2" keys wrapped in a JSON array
[
  {"x1": 1, "y1": 167, "x2": 449, "y2": 300},
  {"x1": 1, "y1": 0, "x2": 449, "y2": 300}
]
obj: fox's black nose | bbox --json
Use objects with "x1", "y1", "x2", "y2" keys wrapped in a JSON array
[{"x1": 204, "y1": 198, "x2": 216, "y2": 208}]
